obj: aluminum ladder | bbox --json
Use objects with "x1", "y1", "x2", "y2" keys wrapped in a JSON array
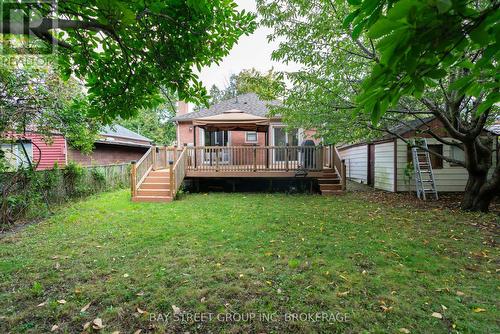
[{"x1": 411, "y1": 138, "x2": 438, "y2": 200}]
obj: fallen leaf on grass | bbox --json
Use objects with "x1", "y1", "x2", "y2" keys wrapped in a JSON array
[
  {"x1": 93, "y1": 318, "x2": 105, "y2": 330},
  {"x1": 337, "y1": 291, "x2": 349, "y2": 297},
  {"x1": 111, "y1": 331, "x2": 120, "y2": 334},
  {"x1": 51, "y1": 325, "x2": 59, "y2": 332},
  {"x1": 136, "y1": 292, "x2": 144, "y2": 296},
  {"x1": 83, "y1": 322, "x2": 91, "y2": 330},
  {"x1": 123, "y1": 273, "x2": 129, "y2": 278},
  {"x1": 473, "y1": 308, "x2": 486, "y2": 313},
  {"x1": 456, "y1": 291, "x2": 465, "y2": 296},
  {"x1": 37, "y1": 301, "x2": 47, "y2": 307},
  {"x1": 431, "y1": 312, "x2": 443, "y2": 319},
  {"x1": 80, "y1": 302, "x2": 91, "y2": 313},
  {"x1": 57, "y1": 299, "x2": 66, "y2": 304},
  {"x1": 137, "y1": 307, "x2": 146, "y2": 314},
  {"x1": 399, "y1": 328, "x2": 410, "y2": 334},
  {"x1": 380, "y1": 305, "x2": 393, "y2": 313},
  {"x1": 134, "y1": 330, "x2": 142, "y2": 334}
]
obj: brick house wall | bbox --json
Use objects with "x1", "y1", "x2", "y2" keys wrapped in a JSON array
[
  {"x1": 68, "y1": 143, "x2": 148, "y2": 166},
  {"x1": 177, "y1": 121, "x2": 320, "y2": 147}
]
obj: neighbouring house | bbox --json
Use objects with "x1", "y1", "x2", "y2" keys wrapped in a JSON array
[
  {"x1": 1, "y1": 125, "x2": 152, "y2": 170},
  {"x1": 171, "y1": 93, "x2": 320, "y2": 149},
  {"x1": 339, "y1": 117, "x2": 499, "y2": 193}
]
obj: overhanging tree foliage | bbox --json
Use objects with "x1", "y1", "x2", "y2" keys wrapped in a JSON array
[
  {"x1": 208, "y1": 68, "x2": 284, "y2": 104},
  {"x1": 0, "y1": 59, "x2": 100, "y2": 160},
  {"x1": 258, "y1": 0, "x2": 499, "y2": 211},
  {"x1": 1, "y1": 0, "x2": 256, "y2": 121}
]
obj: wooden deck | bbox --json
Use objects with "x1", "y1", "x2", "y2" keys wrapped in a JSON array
[{"x1": 130, "y1": 145, "x2": 346, "y2": 202}]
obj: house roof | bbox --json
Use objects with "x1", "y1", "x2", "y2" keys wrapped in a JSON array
[
  {"x1": 339, "y1": 117, "x2": 437, "y2": 149},
  {"x1": 386, "y1": 117, "x2": 436, "y2": 137},
  {"x1": 100, "y1": 124, "x2": 152, "y2": 143},
  {"x1": 171, "y1": 93, "x2": 281, "y2": 122}
]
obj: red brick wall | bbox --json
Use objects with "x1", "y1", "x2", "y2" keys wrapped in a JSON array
[
  {"x1": 176, "y1": 122, "x2": 320, "y2": 146},
  {"x1": 68, "y1": 144, "x2": 148, "y2": 166}
]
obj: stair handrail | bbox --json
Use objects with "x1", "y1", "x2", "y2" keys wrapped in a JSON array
[
  {"x1": 131, "y1": 146, "x2": 154, "y2": 197},
  {"x1": 170, "y1": 147, "x2": 188, "y2": 198},
  {"x1": 332, "y1": 145, "x2": 347, "y2": 191}
]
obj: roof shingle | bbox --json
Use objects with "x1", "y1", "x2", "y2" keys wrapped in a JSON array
[{"x1": 171, "y1": 93, "x2": 281, "y2": 122}]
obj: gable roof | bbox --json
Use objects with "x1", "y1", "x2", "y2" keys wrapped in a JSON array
[
  {"x1": 100, "y1": 124, "x2": 152, "y2": 143},
  {"x1": 171, "y1": 93, "x2": 281, "y2": 122}
]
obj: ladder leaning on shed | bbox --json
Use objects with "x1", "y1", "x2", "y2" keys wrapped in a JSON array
[{"x1": 411, "y1": 138, "x2": 438, "y2": 200}]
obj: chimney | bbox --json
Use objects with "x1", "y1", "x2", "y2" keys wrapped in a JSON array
[{"x1": 177, "y1": 101, "x2": 189, "y2": 115}]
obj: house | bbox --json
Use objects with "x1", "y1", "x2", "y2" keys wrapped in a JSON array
[
  {"x1": 1, "y1": 125, "x2": 152, "y2": 170},
  {"x1": 339, "y1": 118, "x2": 499, "y2": 193},
  {"x1": 130, "y1": 93, "x2": 346, "y2": 202},
  {"x1": 171, "y1": 93, "x2": 320, "y2": 149}
]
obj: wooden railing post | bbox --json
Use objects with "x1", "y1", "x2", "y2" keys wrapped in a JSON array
[
  {"x1": 152, "y1": 145, "x2": 157, "y2": 170},
  {"x1": 253, "y1": 146, "x2": 257, "y2": 172},
  {"x1": 216, "y1": 148, "x2": 220, "y2": 172},
  {"x1": 341, "y1": 159, "x2": 347, "y2": 191},
  {"x1": 130, "y1": 161, "x2": 137, "y2": 197},
  {"x1": 169, "y1": 161, "x2": 174, "y2": 197},
  {"x1": 266, "y1": 146, "x2": 269, "y2": 169},
  {"x1": 173, "y1": 146, "x2": 178, "y2": 164},
  {"x1": 330, "y1": 145, "x2": 334, "y2": 169},
  {"x1": 194, "y1": 147, "x2": 197, "y2": 170},
  {"x1": 285, "y1": 146, "x2": 289, "y2": 171}
]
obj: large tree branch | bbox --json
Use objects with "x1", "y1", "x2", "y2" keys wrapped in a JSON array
[{"x1": 420, "y1": 97, "x2": 468, "y2": 141}]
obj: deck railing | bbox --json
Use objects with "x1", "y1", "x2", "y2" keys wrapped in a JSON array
[
  {"x1": 155, "y1": 146, "x2": 182, "y2": 170},
  {"x1": 132, "y1": 144, "x2": 346, "y2": 198},
  {"x1": 332, "y1": 146, "x2": 347, "y2": 190},
  {"x1": 170, "y1": 147, "x2": 188, "y2": 197},
  {"x1": 131, "y1": 147, "x2": 153, "y2": 197},
  {"x1": 185, "y1": 146, "x2": 327, "y2": 172}
]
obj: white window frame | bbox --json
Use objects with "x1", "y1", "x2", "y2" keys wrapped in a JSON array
[{"x1": 245, "y1": 131, "x2": 258, "y2": 143}]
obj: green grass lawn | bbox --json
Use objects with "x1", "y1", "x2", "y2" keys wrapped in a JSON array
[{"x1": 0, "y1": 190, "x2": 498, "y2": 333}]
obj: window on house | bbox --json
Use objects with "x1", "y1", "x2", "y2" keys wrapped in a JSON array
[
  {"x1": 450, "y1": 145, "x2": 465, "y2": 166},
  {"x1": 407, "y1": 143, "x2": 443, "y2": 169},
  {"x1": 246, "y1": 131, "x2": 257, "y2": 143},
  {"x1": 0, "y1": 141, "x2": 32, "y2": 169}
]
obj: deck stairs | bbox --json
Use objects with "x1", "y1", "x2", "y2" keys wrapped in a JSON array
[
  {"x1": 411, "y1": 139, "x2": 438, "y2": 200},
  {"x1": 318, "y1": 168, "x2": 343, "y2": 195},
  {"x1": 132, "y1": 169, "x2": 172, "y2": 202}
]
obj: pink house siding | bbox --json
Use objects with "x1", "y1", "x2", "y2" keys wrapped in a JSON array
[{"x1": 28, "y1": 133, "x2": 67, "y2": 170}]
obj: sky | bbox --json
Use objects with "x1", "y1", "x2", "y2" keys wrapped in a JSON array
[{"x1": 198, "y1": 0, "x2": 301, "y2": 90}]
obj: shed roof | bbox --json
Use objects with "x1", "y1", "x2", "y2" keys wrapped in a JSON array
[{"x1": 100, "y1": 124, "x2": 152, "y2": 143}]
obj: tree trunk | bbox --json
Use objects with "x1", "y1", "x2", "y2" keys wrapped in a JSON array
[
  {"x1": 462, "y1": 171, "x2": 489, "y2": 211},
  {"x1": 460, "y1": 138, "x2": 498, "y2": 212}
]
